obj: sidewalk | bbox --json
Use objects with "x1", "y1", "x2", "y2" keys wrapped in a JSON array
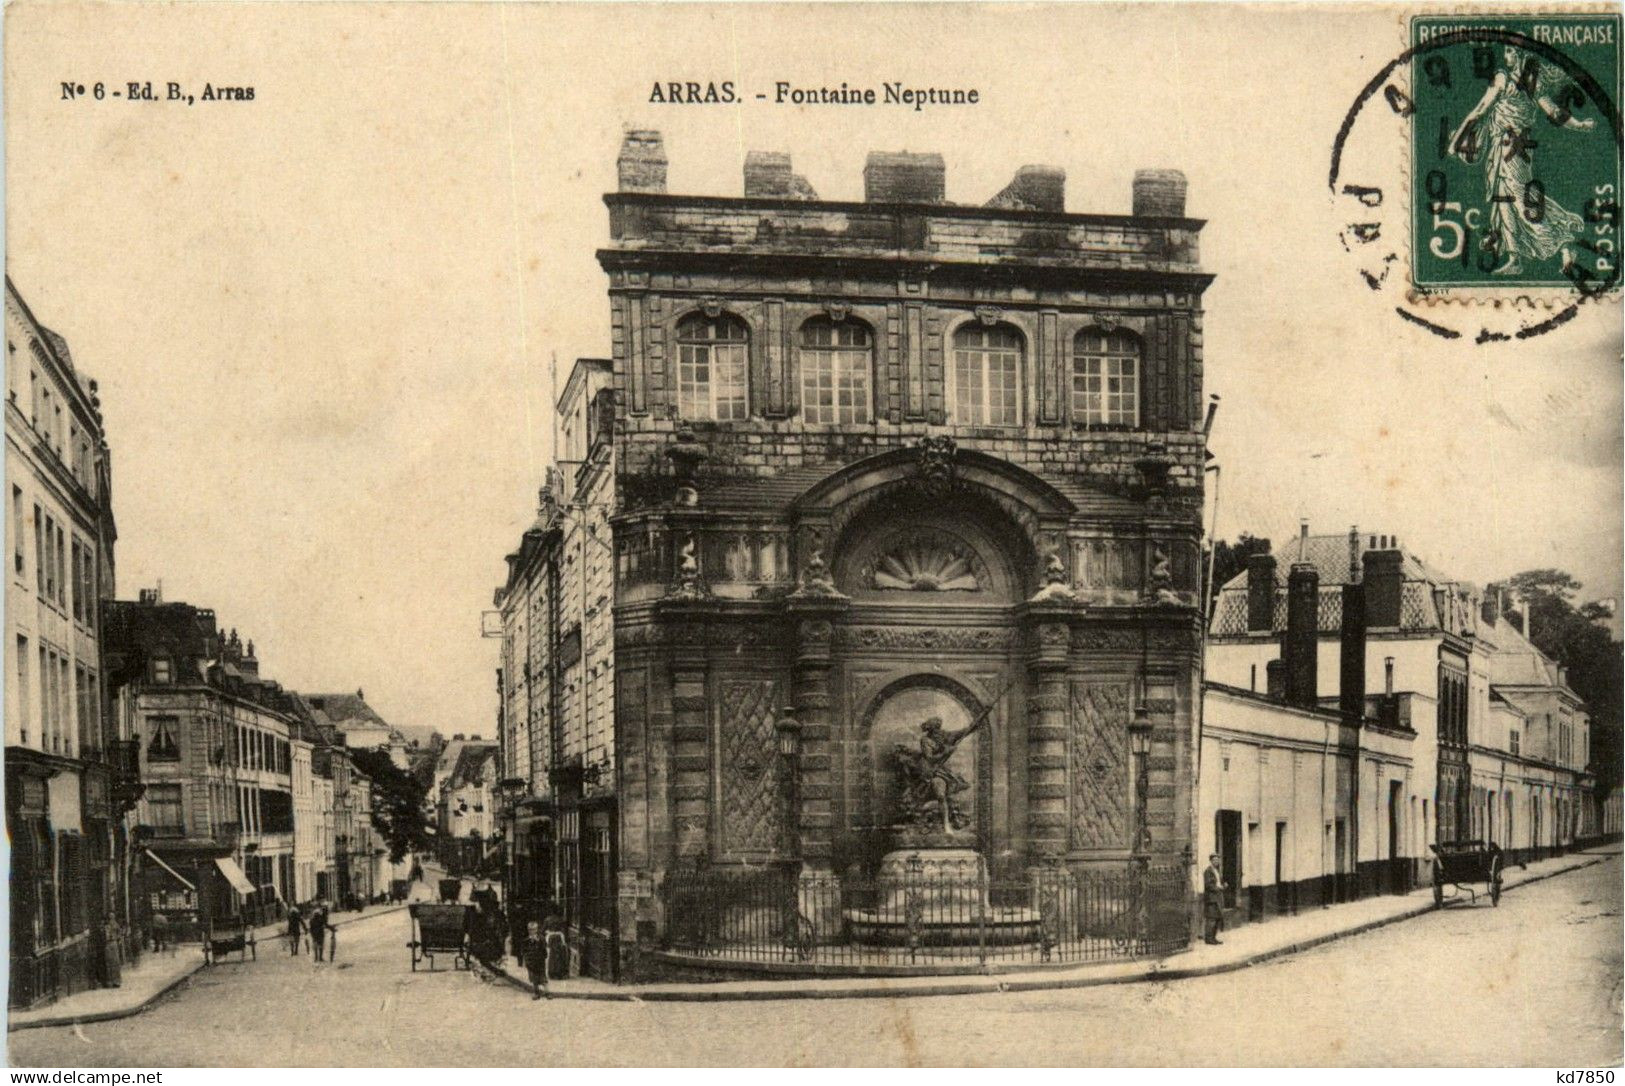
[
  {"x1": 7, "y1": 893, "x2": 421, "y2": 1032},
  {"x1": 475, "y1": 844, "x2": 1619, "y2": 1003}
]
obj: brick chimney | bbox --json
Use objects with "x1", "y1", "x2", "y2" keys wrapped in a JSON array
[
  {"x1": 985, "y1": 165, "x2": 1065, "y2": 211},
  {"x1": 618, "y1": 130, "x2": 667, "y2": 193},
  {"x1": 1132, "y1": 169, "x2": 1187, "y2": 217},
  {"x1": 1265, "y1": 659, "x2": 1285, "y2": 697},
  {"x1": 1363, "y1": 549, "x2": 1404, "y2": 628},
  {"x1": 1480, "y1": 590, "x2": 1500, "y2": 627},
  {"x1": 1340, "y1": 582, "x2": 1366, "y2": 720},
  {"x1": 863, "y1": 151, "x2": 945, "y2": 203},
  {"x1": 1247, "y1": 552, "x2": 1278, "y2": 633},
  {"x1": 1282, "y1": 563, "x2": 1320, "y2": 708},
  {"x1": 743, "y1": 151, "x2": 817, "y2": 199}
]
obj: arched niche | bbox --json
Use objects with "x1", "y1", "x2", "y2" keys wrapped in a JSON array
[
  {"x1": 828, "y1": 488, "x2": 1026, "y2": 602},
  {"x1": 858, "y1": 674, "x2": 991, "y2": 844}
]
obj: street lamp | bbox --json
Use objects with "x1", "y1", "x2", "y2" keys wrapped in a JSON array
[
  {"x1": 496, "y1": 778, "x2": 527, "y2": 910},
  {"x1": 776, "y1": 715, "x2": 802, "y2": 862},
  {"x1": 1130, "y1": 703, "x2": 1153, "y2": 856}
]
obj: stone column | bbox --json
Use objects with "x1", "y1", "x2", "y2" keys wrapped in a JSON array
[
  {"x1": 1023, "y1": 612, "x2": 1073, "y2": 862},
  {"x1": 784, "y1": 598, "x2": 848, "y2": 871},
  {"x1": 661, "y1": 604, "x2": 713, "y2": 864}
]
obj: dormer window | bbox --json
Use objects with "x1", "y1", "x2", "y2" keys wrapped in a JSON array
[{"x1": 151, "y1": 656, "x2": 173, "y2": 684}]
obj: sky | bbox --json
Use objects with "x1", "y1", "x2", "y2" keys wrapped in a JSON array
[{"x1": 6, "y1": 3, "x2": 1620, "y2": 741}]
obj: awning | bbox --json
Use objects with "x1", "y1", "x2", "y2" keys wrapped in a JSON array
[
  {"x1": 145, "y1": 849, "x2": 196, "y2": 891},
  {"x1": 215, "y1": 856, "x2": 257, "y2": 896}
]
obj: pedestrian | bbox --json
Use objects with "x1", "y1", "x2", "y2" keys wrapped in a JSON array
[
  {"x1": 308, "y1": 903, "x2": 329, "y2": 961},
  {"x1": 521, "y1": 919, "x2": 549, "y2": 1000},
  {"x1": 543, "y1": 912, "x2": 568, "y2": 982},
  {"x1": 287, "y1": 904, "x2": 305, "y2": 956},
  {"x1": 1203, "y1": 853, "x2": 1226, "y2": 945}
]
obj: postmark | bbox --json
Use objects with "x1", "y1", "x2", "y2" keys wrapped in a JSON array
[{"x1": 1331, "y1": 13, "x2": 1623, "y2": 341}]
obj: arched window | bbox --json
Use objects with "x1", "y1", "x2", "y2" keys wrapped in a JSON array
[
  {"x1": 799, "y1": 317, "x2": 872, "y2": 425},
  {"x1": 1072, "y1": 328, "x2": 1140, "y2": 427},
  {"x1": 950, "y1": 323, "x2": 1023, "y2": 426},
  {"x1": 675, "y1": 314, "x2": 749, "y2": 421}
]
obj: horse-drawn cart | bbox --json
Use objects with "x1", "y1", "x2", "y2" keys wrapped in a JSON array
[
  {"x1": 1430, "y1": 839, "x2": 1504, "y2": 908},
  {"x1": 203, "y1": 917, "x2": 257, "y2": 965},
  {"x1": 407, "y1": 902, "x2": 471, "y2": 971}
]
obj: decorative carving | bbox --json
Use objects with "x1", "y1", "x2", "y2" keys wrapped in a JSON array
[
  {"x1": 1135, "y1": 442, "x2": 1173, "y2": 511},
  {"x1": 1072, "y1": 628, "x2": 1140, "y2": 651},
  {"x1": 974, "y1": 305, "x2": 1002, "y2": 327},
  {"x1": 664, "y1": 422, "x2": 709, "y2": 506},
  {"x1": 1070, "y1": 683, "x2": 1132, "y2": 850},
  {"x1": 1096, "y1": 313, "x2": 1121, "y2": 333},
  {"x1": 863, "y1": 528, "x2": 984, "y2": 592},
  {"x1": 717, "y1": 679, "x2": 784, "y2": 856},
  {"x1": 912, "y1": 435, "x2": 958, "y2": 498},
  {"x1": 700, "y1": 296, "x2": 724, "y2": 319},
  {"x1": 1031, "y1": 538, "x2": 1078, "y2": 603},
  {"x1": 824, "y1": 301, "x2": 851, "y2": 323},
  {"x1": 1146, "y1": 541, "x2": 1180, "y2": 606},
  {"x1": 668, "y1": 534, "x2": 710, "y2": 599},
  {"x1": 790, "y1": 529, "x2": 845, "y2": 599},
  {"x1": 836, "y1": 626, "x2": 1009, "y2": 652},
  {"x1": 796, "y1": 619, "x2": 834, "y2": 648}
]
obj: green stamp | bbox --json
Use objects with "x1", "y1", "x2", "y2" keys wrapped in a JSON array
[{"x1": 1411, "y1": 14, "x2": 1623, "y2": 293}]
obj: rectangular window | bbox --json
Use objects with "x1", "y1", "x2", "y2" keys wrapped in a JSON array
[
  {"x1": 75, "y1": 665, "x2": 88, "y2": 753},
  {"x1": 81, "y1": 543, "x2": 95, "y2": 629},
  {"x1": 12, "y1": 485, "x2": 23, "y2": 576},
  {"x1": 55, "y1": 525, "x2": 65, "y2": 607},
  {"x1": 1510, "y1": 729, "x2": 1520, "y2": 756},
  {"x1": 1071, "y1": 355, "x2": 1140, "y2": 426},
  {"x1": 147, "y1": 714, "x2": 181, "y2": 761},
  {"x1": 34, "y1": 505, "x2": 44, "y2": 594},
  {"x1": 70, "y1": 540, "x2": 81, "y2": 621},
  {"x1": 951, "y1": 339, "x2": 1021, "y2": 426},
  {"x1": 59, "y1": 655, "x2": 71, "y2": 756},
  {"x1": 16, "y1": 635, "x2": 29, "y2": 746},
  {"x1": 151, "y1": 657, "x2": 172, "y2": 684},
  {"x1": 677, "y1": 340, "x2": 749, "y2": 421},
  {"x1": 38, "y1": 645, "x2": 49, "y2": 749},
  {"x1": 146, "y1": 783, "x2": 184, "y2": 830}
]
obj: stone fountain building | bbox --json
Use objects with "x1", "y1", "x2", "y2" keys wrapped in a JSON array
[{"x1": 496, "y1": 132, "x2": 1213, "y2": 979}]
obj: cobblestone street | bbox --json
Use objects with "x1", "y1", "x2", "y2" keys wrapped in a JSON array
[{"x1": 12, "y1": 853, "x2": 1620, "y2": 1067}]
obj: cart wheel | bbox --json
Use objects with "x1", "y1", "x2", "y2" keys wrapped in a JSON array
[
  {"x1": 1490, "y1": 857, "x2": 1503, "y2": 906},
  {"x1": 1432, "y1": 861, "x2": 1444, "y2": 907}
]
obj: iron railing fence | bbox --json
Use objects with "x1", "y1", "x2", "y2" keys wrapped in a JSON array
[{"x1": 660, "y1": 861, "x2": 1189, "y2": 968}]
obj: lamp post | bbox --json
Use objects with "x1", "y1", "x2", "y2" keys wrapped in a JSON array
[
  {"x1": 776, "y1": 714, "x2": 803, "y2": 864},
  {"x1": 497, "y1": 777, "x2": 527, "y2": 911},
  {"x1": 1129, "y1": 700, "x2": 1153, "y2": 952}
]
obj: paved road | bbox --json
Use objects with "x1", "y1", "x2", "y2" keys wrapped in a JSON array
[{"x1": 12, "y1": 853, "x2": 1620, "y2": 1066}]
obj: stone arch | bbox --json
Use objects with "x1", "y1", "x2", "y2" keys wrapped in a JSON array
[{"x1": 790, "y1": 446, "x2": 1075, "y2": 591}]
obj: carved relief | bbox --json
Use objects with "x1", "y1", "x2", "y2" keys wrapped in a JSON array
[
  {"x1": 862, "y1": 528, "x2": 986, "y2": 592},
  {"x1": 1069, "y1": 683, "x2": 1131, "y2": 851},
  {"x1": 716, "y1": 679, "x2": 784, "y2": 857},
  {"x1": 835, "y1": 626, "x2": 1010, "y2": 652},
  {"x1": 912, "y1": 435, "x2": 958, "y2": 498}
]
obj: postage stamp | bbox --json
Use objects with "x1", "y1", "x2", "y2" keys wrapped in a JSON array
[{"x1": 1410, "y1": 13, "x2": 1623, "y2": 295}]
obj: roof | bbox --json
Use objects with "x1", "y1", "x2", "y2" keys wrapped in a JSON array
[
  {"x1": 1216, "y1": 531, "x2": 1455, "y2": 593},
  {"x1": 446, "y1": 744, "x2": 498, "y2": 791},
  {"x1": 300, "y1": 692, "x2": 411, "y2": 747}
]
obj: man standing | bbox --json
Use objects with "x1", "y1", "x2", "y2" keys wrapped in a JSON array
[
  {"x1": 308, "y1": 903, "x2": 329, "y2": 962},
  {"x1": 1203, "y1": 853, "x2": 1226, "y2": 945},
  {"x1": 286, "y1": 904, "x2": 304, "y2": 956}
]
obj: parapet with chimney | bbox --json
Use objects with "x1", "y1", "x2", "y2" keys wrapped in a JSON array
[{"x1": 602, "y1": 129, "x2": 1203, "y2": 276}]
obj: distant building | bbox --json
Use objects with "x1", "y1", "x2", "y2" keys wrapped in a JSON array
[
  {"x1": 1208, "y1": 527, "x2": 1593, "y2": 873},
  {"x1": 301, "y1": 689, "x2": 411, "y2": 769},
  {"x1": 5, "y1": 279, "x2": 127, "y2": 1010},
  {"x1": 103, "y1": 594, "x2": 298, "y2": 940},
  {"x1": 434, "y1": 736, "x2": 498, "y2": 874}
]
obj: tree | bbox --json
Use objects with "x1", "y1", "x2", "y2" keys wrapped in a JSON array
[
  {"x1": 350, "y1": 747, "x2": 433, "y2": 863},
  {"x1": 1488, "y1": 569, "x2": 1624, "y2": 797},
  {"x1": 1203, "y1": 533, "x2": 1273, "y2": 617}
]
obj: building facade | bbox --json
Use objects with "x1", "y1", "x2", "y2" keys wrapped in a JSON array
[
  {"x1": 5, "y1": 278, "x2": 128, "y2": 1009},
  {"x1": 497, "y1": 134, "x2": 1213, "y2": 979},
  {"x1": 104, "y1": 595, "x2": 299, "y2": 940},
  {"x1": 1207, "y1": 528, "x2": 1592, "y2": 874}
]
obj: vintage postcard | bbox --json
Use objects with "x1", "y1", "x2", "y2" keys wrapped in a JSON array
[{"x1": 4, "y1": 1, "x2": 1621, "y2": 1071}]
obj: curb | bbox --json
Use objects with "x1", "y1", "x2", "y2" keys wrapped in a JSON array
[
  {"x1": 8, "y1": 902, "x2": 416, "y2": 1032},
  {"x1": 474, "y1": 852, "x2": 1613, "y2": 1004},
  {"x1": 7, "y1": 960, "x2": 205, "y2": 1032}
]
